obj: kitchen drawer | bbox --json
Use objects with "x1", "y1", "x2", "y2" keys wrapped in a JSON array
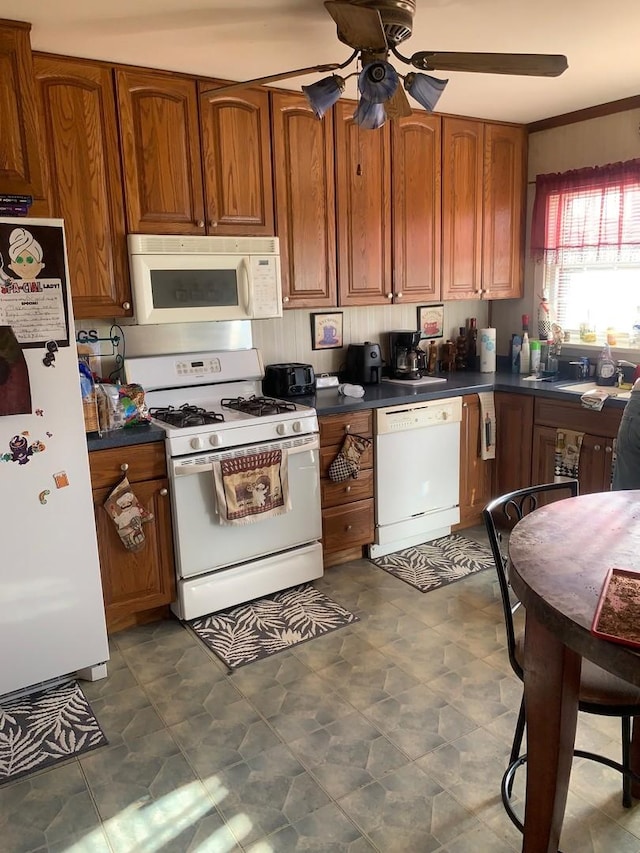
[
  {"x1": 89, "y1": 442, "x2": 167, "y2": 489},
  {"x1": 321, "y1": 468, "x2": 374, "y2": 508},
  {"x1": 534, "y1": 398, "x2": 622, "y2": 438},
  {"x1": 322, "y1": 498, "x2": 374, "y2": 552},
  {"x1": 320, "y1": 443, "x2": 373, "y2": 478},
  {"x1": 319, "y1": 410, "x2": 372, "y2": 446}
]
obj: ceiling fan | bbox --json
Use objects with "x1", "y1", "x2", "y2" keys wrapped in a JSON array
[{"x1": 202, "y1": 0, "x2": 568, "y2": 126}]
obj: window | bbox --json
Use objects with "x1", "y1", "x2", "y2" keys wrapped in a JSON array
[{"x1": 531, "y1": 159, "x2": 640, "y2": 346}]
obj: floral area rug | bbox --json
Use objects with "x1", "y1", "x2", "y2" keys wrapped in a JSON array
[
  {"x1": 0, "y1": 680, "x2": 108, "y2": 786},
  {"x1": 370, "y1": 534, "x2": 494, "y2": 593},
  {"x1": 189, "y1": 584, "x2": 359, "y2": 671}
]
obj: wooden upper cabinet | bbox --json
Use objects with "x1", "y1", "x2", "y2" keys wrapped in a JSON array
[
  {"x1": 198, "y1": 83, "x2": 274, "y2": 235},
  {"x1": 441, "y1": 117, "x2": 484, "y2": 301},
  {"x1": 482, "y1": 122, "x2": 526, "y2": 300},
  {"x1": 335, "y1": 101, "x2": 392, "y2": 307},
  {"x1": 271, "y1": 91, "x2": 336, "y2": 308},
  {"x1": 0, "y1": 21, "x2": 45, "y2": 209},
  {"x1": 34, "y1": 56, "x2": 131, "y2": 320},
  {"x1": 116, "y1": 69, "x2": 206, "y2": 235},
  {"x1": 391, "y1": 112, "x2": 441, "y2": 304}
]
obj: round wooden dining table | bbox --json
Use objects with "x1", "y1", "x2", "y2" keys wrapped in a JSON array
[{"x1": 508, "y1": 489, "x2": 640, "y2": 853}]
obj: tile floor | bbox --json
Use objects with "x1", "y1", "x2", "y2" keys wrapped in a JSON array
[{"x1": 3, "y1": 528, "x2": 640, "y2": 852}]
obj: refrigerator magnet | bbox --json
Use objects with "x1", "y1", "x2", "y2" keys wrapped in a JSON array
[
  {"x1": 53, "y1": 470, "x2": 69, "y2": 489},
  {"x1": 38, "y1": 489, "x2": 50, "y2": 505}
]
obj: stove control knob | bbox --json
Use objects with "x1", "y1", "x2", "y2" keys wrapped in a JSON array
[
  {"x1": 190, "y1": 437, "x2": 205, "y2": 450},
  {"x1": 292, "y1": 421, "x2": 302, "y2": 433},
  {"x1": 276, "y1": 423, "x2": 287, "y2": 436},
  {"x1": 209, "y1": 434, "x2": 222, "y2": 447}
]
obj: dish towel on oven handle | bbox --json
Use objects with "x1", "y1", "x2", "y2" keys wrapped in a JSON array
[
  {"x1": 328, "y1": 433, "x2": 371, "y2": 482},
  {"x1": 554, "y1": 429, "x2": 584, "y2": 482},
  {"x1": 213, "y1": 448, "x2": 291, "y2": 525},
  {"x1": 477, "y1": 392, "x2": 496, "y2": 461}
]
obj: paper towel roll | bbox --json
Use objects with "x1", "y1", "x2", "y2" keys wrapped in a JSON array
[{"x1": 480, "y1": 328, "x2": 496, "y2": 373}]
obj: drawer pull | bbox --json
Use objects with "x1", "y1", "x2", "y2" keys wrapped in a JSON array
[
  {"x1": 594, "y1": 444, "x2": 601, "y2": 452},
  {"x1": 345, "y1": 485, "x2": 352, "y2": 493},
  {"x1": 345, "y1": 424, "x2": 351, "y2": 433},
  {"x1": 159, "y1": 488, "x2": 168, "y2": 496},
  {"x1": 605, "y1": 446, "x2": 613, "y2": 453},
  {"x1": 120, "y1": 462, "x2": 129, "y2": 472},
  {"x1": 345, "y1": 524, "x2": 353, "y2": 531}
]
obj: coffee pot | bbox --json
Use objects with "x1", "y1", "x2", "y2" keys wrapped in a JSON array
[{"x1": 389, "y1": 330, "x2": 422, "y2": 379}]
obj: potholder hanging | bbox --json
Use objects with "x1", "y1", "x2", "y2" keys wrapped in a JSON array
[
  {"x1": 328, "y1": 433, "x2": 371, "y2": 483},
  {"x1": 103, "y1": 475, "x2": 154, "y2": 552}
]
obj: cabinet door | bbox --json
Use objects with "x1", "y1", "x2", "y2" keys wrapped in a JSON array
[
  {"x1": 93, "y1": 478, "x2": 175, "y2": 633},
  {"x1": 494, "y1": 392, "x2": 534, "y2": 495},
  {"x1": 271, "y1": 91, "x2": 336, "y2": 307},
  {"x1": 0, "y1": 22, "x2": 45, "y2": 205},
  {"x1": 532, "y1": 424, "x2": 557, "y2": 486},
  {"x1": 335, "y1": 101, "x2": 392, "y2": 306},
  {"x1": 391, "y1": 112, "x2": 441, "y2": 304},
  {"x1": 482, "y1": 123, "x2": 526, "y2": 300},
  {"x1": 199, "y1": 83, "x2": 274, "y2": 235},
  {"x1": 579, "y1": 433, "x2": 615, "y2": 494},
  {"x1": 457, "y1": 394, "x2": 494, "y2": 528},
  {"x1": 441, "y1": 117, "x2": 483, "y2": 301},
  {"x1": 116, "y1": 69, "x2": 205, "y2": 235},
  {"x1": 35, "y1": 56, "x2": 131, "y2": 320}
]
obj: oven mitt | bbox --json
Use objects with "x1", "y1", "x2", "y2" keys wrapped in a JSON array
[
  {"x1": 328, "y1": 434, "x2": 371, "y2": 482},
  {"x1": 103, "y1": 476, "x2": 154, "y2": 552}
]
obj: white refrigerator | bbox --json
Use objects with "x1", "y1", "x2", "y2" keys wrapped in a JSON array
[{"x1": 0, "y1": 217, "x2": 109, "y2": 697}]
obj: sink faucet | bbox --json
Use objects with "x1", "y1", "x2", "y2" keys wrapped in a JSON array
[{"x1": 616, "y1": 360, "x2": 638, "y2": 386}]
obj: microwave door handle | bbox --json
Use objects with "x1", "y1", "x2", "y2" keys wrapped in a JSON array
[{"x1": 239, "y1": 258, "x2": 252, "y2": 315}]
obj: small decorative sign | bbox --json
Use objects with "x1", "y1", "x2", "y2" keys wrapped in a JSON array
[
  {"x1": 417, "y1": 304, "x2": 444, "y2": 339},
  {"x1": 311, "y1": 311, "x2": 343, "y2": 350}
]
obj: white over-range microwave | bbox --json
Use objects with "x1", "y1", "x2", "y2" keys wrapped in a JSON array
[{"x1": 127, "y1": 234, "x2": 282, "y2": 325}]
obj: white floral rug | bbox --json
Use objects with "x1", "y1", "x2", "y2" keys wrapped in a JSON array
[
  {"x1": 0, "y1": 680, "x2": 108, "y2": 786},
  {"x1": 189, "y1": 584, "x2": 359, "y2": 670},
  {"x1": 370, "y1": 534, "x2": 494, "y2": 593}
]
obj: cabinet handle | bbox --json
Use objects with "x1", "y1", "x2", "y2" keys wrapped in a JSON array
[
  {"x1": 594, "y1": 444, "x2": 601, "y2": 451},
  {"x1": 396, "y1": 292, "x2": 403, "y2": 299},
  {"x1": 387, "y1": 293, "x2": 393, "y2": 299},
  {"x1": 462, "y1": 402, "x2": 468, "y2": 408},
  {"x1": 122, "y1": 301, "x2": 131, "y2": 311},
  {"x1": 345, "y1": 524, "x2": 353, "y2": 531},
  {"x1": 209, "y1": 220, "x2": 217, "y2": 228},
  {"x1": 605, "y1": 446, "x2": 613, "y2": 453},
  {"x1": 196, "y1": 220, "x2": 205, "y2": 228},
  {"x1": 159, "y1": 488, "x2": 168, "y2": 496},
  {"x1": 120, "y1": 462, "x2": 129, "y2": 472},
  {"x1": 283, "y1": 296, "x2": 290, "y2": 303},
  {"x1": 345, "y1": 485, "x2": 352, "y2": 493},
  {"x1": 345, "y1": 424, "x2": 351, "y2": 433}
]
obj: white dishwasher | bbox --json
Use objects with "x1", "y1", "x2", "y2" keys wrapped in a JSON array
[{"x1": 370, "y1": 396, "x2": 462, "y2": 558}]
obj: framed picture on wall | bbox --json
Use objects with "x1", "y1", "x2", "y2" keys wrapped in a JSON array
[
  {"x1": 311, "y1": 312, "x2": 343, "y2": 350},
  {"x1": 417, "y1": 304, "x2": 444, "y2": 339}
]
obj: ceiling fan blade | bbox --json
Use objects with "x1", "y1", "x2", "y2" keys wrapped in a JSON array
[
  {"x1": 324, "y1": 1, "x2": 387, "y2": 51},
  {"x1": 385, "y1": 84, "x2": 413, "y2": 120},
  {"x1": 409, "y1": 51, "x2": 568, "y2": 77},
  {"x1": 200, "y1": 63, "x2": 345, "y2": 97}
]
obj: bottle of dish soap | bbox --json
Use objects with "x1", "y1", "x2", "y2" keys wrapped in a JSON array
[{"x1": 596, "y1": 342, "x2": 617, "y2": 386}]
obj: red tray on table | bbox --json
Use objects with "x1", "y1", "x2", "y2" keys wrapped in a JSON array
[{"x1": 591, "y1": 568, "x2": 640, "y2": 650}]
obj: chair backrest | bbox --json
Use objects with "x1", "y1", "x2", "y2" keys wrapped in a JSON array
[{"x1": 482, "y1": 480, "x2": 579, "y2": 681}]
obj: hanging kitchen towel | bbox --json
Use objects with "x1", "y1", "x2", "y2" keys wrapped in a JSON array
[
  {"x1": 213, "y1": 448, "x2": 291, "y2": 525},
  {"x1": 554, "y1": 429, "x2": 584, "y2": 481},
  {"x1": 477, "y1": 392, "x2": 496, "y2": 460},
  {"x1": 103, "y1": 476, "x2": 154, "y2": 552},
  {"x1": 328, "y1": 433, "x2": 372, "y2": 482}
]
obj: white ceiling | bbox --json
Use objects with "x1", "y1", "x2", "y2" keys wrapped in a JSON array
[{"x1": 3, "y1": 0, "x2": 639, "y2": 124}]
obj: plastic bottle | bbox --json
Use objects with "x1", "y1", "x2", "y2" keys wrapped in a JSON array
[
  {"x1": 530, "y1": 339, "x2": 541, "y2": 375},
  {"x1": 630, "y1": 307, "x2": 640, "y2": 346},
  {"x1": 595, "y1": 342, "x2": 617, "y2": 386},
  {"x1": 466, "y1": 317, "x2": 478, "y2": 370},
  {"x1": 519, "y1": 331, "x2": 530, "y2": 374}
]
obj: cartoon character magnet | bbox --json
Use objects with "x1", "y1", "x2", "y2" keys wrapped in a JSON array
[{"x1": 1, "y1": 432, "x2": 46, "y2": 465}]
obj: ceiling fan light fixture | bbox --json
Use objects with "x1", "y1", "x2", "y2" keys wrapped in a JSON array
[
  {"x1": 353, "y1": 97, "x2": 387, "y2": 130},
  {"x1": 358, "y1": 61, "x2": 399, "y2": 103},
  {"x1": 404, "y1": 72, "x2": 448, "y2": 112},
  {"x1": 302, "y1": 74, "x2": 346, "y2": 117}
]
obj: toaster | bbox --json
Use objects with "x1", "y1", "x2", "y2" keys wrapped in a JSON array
[{"x1": 262, "y1": 363, "x2": 316, "y2": 397}]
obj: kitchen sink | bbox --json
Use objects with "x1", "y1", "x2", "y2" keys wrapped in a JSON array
[{"x1": 556, "y1": 381, "x2": 632, "y2": 400}]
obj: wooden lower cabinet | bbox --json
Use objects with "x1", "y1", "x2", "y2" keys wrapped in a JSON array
[
  {"x1": 494, "y1": 391, "x2": 534, "y2": 495},
  {"x1": 89, "y1": 442, "x2": 176, "y2": 633},
  {"x1": 319, "y1": 410, "x2": 374, "y2": 567},
  {"x1": 532, "y1": 398, "x2": 621, "y2": 495},
  {"x1": 455, "y1": 394, "x2": 494, "y2": 529}
]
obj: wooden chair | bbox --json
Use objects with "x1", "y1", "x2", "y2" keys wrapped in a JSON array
[{"x1": 483, "y1": 480, "x2": 640, "y2": 831}]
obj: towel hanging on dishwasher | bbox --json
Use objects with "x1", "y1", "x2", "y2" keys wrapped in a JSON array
[{"x1": 477, "y1": 392, "x2": 496, "y2": 460}]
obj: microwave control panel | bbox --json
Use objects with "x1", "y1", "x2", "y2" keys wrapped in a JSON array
[{"x1": 250, "y1": 256, "x2": 282, "y2": 318}]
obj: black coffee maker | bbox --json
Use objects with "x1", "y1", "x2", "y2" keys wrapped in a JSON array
[{"x1": 389, "y1": 330, "x2": 422, "y2": 379}]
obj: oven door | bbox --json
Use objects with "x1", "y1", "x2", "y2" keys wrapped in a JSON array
[{"x1": 170, "y1": 434, "x2": 321, "y2": 579}]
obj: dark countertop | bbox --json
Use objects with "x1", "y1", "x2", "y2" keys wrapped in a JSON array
[{"x1": 85, "y1": 373, "x2": 629, "y2": 450}]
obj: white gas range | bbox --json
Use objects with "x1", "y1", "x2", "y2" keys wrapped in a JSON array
[{"x1": 126, "y1": 349, "x2": 323, "y2": 620}]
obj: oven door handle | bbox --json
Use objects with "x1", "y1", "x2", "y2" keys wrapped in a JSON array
[{"x1": 171, "y1": 436, "x2": 319, "y2": 477}]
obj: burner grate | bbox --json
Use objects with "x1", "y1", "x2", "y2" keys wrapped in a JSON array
[
  {"x1": 221, "y1": 395, "x2": 297, "y2": 417},
  {"x1": 150, "y1": 404, "x2": 225, "y2": 428}
]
